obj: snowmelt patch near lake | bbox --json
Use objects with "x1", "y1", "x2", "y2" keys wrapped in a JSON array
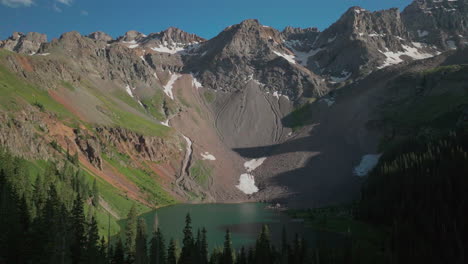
[
  {"x1": 236, "y1": 174, "x2": 259, "y2": 195},
  {"x1": 201, "y1": 152, "x2": 216, "y2": 161},
  {"x1": 236, "y1": 157, "x2": 267, "y2": 194},
  {"x1": 163, "y1": 73, "x2": 181, "y2": 100},
  {"x1": 353, "y1": 154, "x2": 382, "y2": 176}
]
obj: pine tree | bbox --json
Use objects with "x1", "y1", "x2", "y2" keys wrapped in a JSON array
[
  {"x1": 70, "y1": 193, "x2": 86, "y2": 264},
  {"x1": 254, "y1": 225, "x2": 271, "y2": 264},
  {"x1": 222, "y1": 229, "x2": 234, "y2": 264},
  {"x1": 135, "y1": 218, "x2": 149, "y2": 264},
  {"x1": 236, "y1": 247, "x2": 247, "y2": 264},
  {"x1": 150, "y1": 228, "x2": 166, "y2": 264},
  {"x1": 113, "y1": 237, "x2": 125, "y2": 264},
  {"x1": 179, "y1": 213, "x2": 194, "y2": 264},
  {"x1": 125, "y1": 204, "x2": 138, "y2": 263},
  {"x1": 200, "y1": 228, "x2": 209, "y2": 264},
  {"x1": 280, "y1": 226, "x2": 288, "y2": 264},
  {"x1": 167, "y1": 239, "x2": 178, "y2": 264},
  {"x1": 86, "y1": 216, "x2": 101, "y2": 264}
]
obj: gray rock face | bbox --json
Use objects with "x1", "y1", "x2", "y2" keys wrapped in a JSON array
[
  {"x1": 0, "y1": 32, "x2": 47, "y2": 54},
  {"x1": 402, "y1": 0, "x2": 468, "y2": 49},
  {"x1": 184, "y1": 19, "x2": 326, "y2": 99}
]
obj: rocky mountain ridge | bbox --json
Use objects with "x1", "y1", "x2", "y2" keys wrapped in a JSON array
[{"x1": 0, "y1": 0, "x2": 467, "y2": 209}]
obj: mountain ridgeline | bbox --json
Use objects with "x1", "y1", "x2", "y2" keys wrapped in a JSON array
[{"x1": 1, "y1": 0, "x2": 468, "y2": 263}]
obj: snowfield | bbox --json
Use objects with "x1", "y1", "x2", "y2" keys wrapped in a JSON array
[
  {"x1": 378, "y1": 44, "x2": 434, "y2": 69},
  {"x1": 163, "y1": 73, "x2": 181, "y2": 100},
  {"x1": 353, "y1": 154, "x2": 382, "y2": 176},
  {"x1": 236, "y1": 158, "x2": 267, "y2": 194},
  {"x1": 244, "y1": 158, "x2": 267, "y2": 172},
  {"x1": 201, "y1": 152, "x2": 216, "y2": 161},
  {"x1": 236, "y1": 174, "x2": 259, "y2": 195}
]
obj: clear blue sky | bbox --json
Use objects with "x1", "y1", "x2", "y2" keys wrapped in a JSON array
[{"x1": 0, "y1": 0, "x2": 413, "y2": 41}]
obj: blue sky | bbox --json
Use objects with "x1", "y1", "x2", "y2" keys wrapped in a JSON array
[{"x1": 0, "y1": 0, "x2": 413, "y2": 41}]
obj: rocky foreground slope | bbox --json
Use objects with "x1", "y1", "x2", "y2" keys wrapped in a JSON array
[{"x1": 0, "y1": 0, "x2": 467, "y2": 210}]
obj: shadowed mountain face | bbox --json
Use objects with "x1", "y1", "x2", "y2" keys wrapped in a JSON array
[{"x1": 0, "y1": 0, "x2": 467, "y2": 208}]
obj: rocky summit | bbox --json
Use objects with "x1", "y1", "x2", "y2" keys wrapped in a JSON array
[{"x1": 0, "y1": 0, "x2": 467, "y2": 209}]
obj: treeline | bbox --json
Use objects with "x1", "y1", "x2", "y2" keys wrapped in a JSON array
[
  {"x1": 0, "y1": 150, "x2": 103, "y2": 263},
  {"x1": 114, "y1": 211, "x2": 312, "y2": 264},
  {"x1": 359, "y1": 132, "x2": 468, "y2": 264}
]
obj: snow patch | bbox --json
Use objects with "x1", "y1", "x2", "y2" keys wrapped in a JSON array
[
  {"x1": 201, "y1": 152, "x2": 216, "y2": 161},
  {"x1": 161, "y1": 120, "x2": 170, "y2": 127},
  {"x1": 163, "y1": 73, "x2": 181, "y2": 100},
  {"x1": 353, "y1": 154, "x2": 382, "y2": 177},
  {"x1": 191, "y1": 74, "x2": 203, "y2": 89},
  {"x1": 236, "y1": 174, "x2": 259, "y2": 195},
  {"x1": 125, "y1": 85, "x2": 134, "y2": 98},
  {"x1": 378, "y1": 44, "x2": 434, "y2": 69},
  {"x1": 273, "y1": 50, "x2": 296, "y2": 64},
  {"x1": 37, "y1": 53, "x2": 50, "y2": 56},
  {"x1": 328, "y1": 35, "x2": 336, "y2": 43},
  {"x1": 244, "y1": 158, "x2": 267, "y2": 172}
]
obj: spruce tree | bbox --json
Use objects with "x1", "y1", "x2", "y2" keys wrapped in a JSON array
[
  {"x1": 200, "y1": 228, "x2": 209, "y2": 264},
  {"x1": 167, "y1": 239, "x2": 177, "y2": 264},
  {"x1": 179, "y1": 213, "x2": 194, "y2": 264},
  {"x1": 125, "y1": 205, "x2": 138, "y2": 262},
  {"x1": 135, "y1": 218, "x2": 149, "y2": 264},
  {"x1": 222, "y1": 229, "x2": 234, "y2": 264},
  {"x1": 150, "y1": 228, "x2": 166, "y2": 264},
  {"x1": 113, "y1": 237, "x2": 125, "y2": 264},
  {"x1": 236, "y1": 247, "x2": 247, "y2": 264},
  {"x1": 70, "y1": 193, "x2": 86, "y2": 264},
  {"x1": 254, "y1": 225, "x2": 271, "y2": 264},
  {"x1": 86, "y1": 216, "x2": 101, "y2": 264}
]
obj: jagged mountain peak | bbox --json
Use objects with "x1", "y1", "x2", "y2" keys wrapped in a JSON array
[
  {"x1": 0, "y1": 31, "x2": 47, "y2": 55},
  {"x1": 88, "y1": 31, "x2": 113, "y2": 42}
]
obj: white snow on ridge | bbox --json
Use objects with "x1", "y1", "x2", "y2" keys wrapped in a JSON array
[
  {"x1": 201, "y1": 152, "x2": 216, "y2": 161},
  {"x1": 353, "y1": 154, "x2": 382, "y2": 177},
  {"x1": 163, "y1": 73, "x2": 181, "y2": 100},
  {"x1": 151, "y1": 45, "x2": 184, "y2": 54},
  {"x1": 236, "y1": 174, "x2": 259, "y2": 195},
  {"x1": 378, "y1": 44, "x2": 434, "y2": 69},
  {"x1": 244, "y1": 157, "x2": 267, "y2": 172},
  {"x1": 37, "y1": 53, "x2": 50, "y2": 56},
  {"x1": 273, "y1": 50, "x2": 296, "y2": 64}
]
